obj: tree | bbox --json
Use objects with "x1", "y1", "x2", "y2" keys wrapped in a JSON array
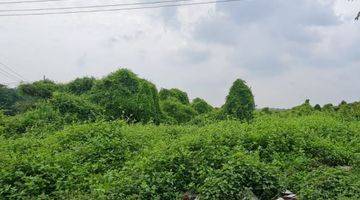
[
  {"x1": 323, "y1": 103, "x2": 335, "y2": 112},
  {"x1": 0, "y1": 84, "x2": 19, "y2": 115},
  {"x1": 90, "y1": 69, "x2": 161, "y2": 124},
  {"x1": 159, "y1": 88, "x2": 190, "y2": 105},
  {"x1": 66, "y1": 77, "x2": 95, "y2": 95},
  {"x1": 191, "y1": 98, "x2": 213, "y2": 114},
  {"x1": 223, "y1": 79, "x2": 255, "y2": 121},
  {"x1": 50, "y1": 92, "x2": 103, "y2": 123},
  {"x1": 19, "y1": 79, "x2": 59, "y2": 99},
  {"x1": 160, "y1": 99, "x2": 197, "y2": 124},
  {"x1": 291, "y1": 99, "x2": 314, "y2": 116}
]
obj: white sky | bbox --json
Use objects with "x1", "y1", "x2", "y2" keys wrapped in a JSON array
[{"x1": 0, "y1": 0, "x2": 359, "y2": 108}]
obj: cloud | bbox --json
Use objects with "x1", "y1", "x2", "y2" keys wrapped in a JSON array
[{"x1": 0, "y1": 0, "x2": 359, "y2": 108}]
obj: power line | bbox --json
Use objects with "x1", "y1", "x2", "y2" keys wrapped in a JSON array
[
  {"x1": 0, "y1": 61, "x2": 27, "y2": 81},
  {"x1": 0, "y1": 67, "x2": 22, "y2": 81},
  {"x1": 0, "y1": 0, "x2": 194, "y2": 12},
  {"x1": 0, "y1": 0, "x2": 68, "y2": 5},
  {"x1": 0, "y1": 0, "x2": 243, "y2": 17},
  {"x1": 0, "y1": 81, "x2": 21, "y2": 85}
]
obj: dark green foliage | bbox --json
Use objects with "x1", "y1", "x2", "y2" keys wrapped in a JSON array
[
  {"x1": 0, "y1": 104, "x2": 64, "y2": 137},
  {"x1": 323, "y1": 103, "x2": 335, "y2": 112},
  {"x1": 66, "y1": 77, "x2": 95, "y2": 95},
  {"x1": 161, "y1": 99, "x2": 197, "y2": 124},
  {"x1": 337, "y1": 101, "x2": 360, "y2": 121},
  {"x1": 11, "y1": 95, "x2": 39, "y2": 114},
  {"x1": 90, "y1": 69, "x2": 161, "y2": 123},
  {"x1": 19, "y1": 80, "x2": 60, "y2": 99},
  {"x1": 291, "y1": 99, "x2": 315, "y2": 116},
  {"x1": 261, "y1": 107, "x2": 272, "y2": 114},
  {"x1": 314, "y1": 104, "x2": 321, "y2": 111},
  {"x1": 0, "y1": 85, "x2": 19, "y2": 115},
  {"x1": 223, "y1": 79, "x2": 255, "y2": 121},
  {"x1": 189, "y1": 108, "x2": 228, "y2": 126},
  {"x1": 191, "y1": 98, "x2": 213, "y2": 114},
  {"x1": 159, "y1": 88, "x2": 190, "y2": 105},
  {"x1": 49, "y1": 92, "x2": 103, "y2": 123}
]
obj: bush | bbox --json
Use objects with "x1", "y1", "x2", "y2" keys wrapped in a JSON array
[
  {"x1": 19, "y1": 80, "x2": 60, "y2": 99},
  {"x1": 90, "y1": 69, "x2": 161, "y2": 123},
  {"x1": 223, "y1": 79, "x2": 255, "y2": 121},
  {"x1": 159, "y1": 88, "x2": 190, "y2": 105},
  {"x1": 0, "y1": 85, "x2": 20, "y2": 115},
  {"x1": 49, "y1": 92, "x2": 103, "y2": 123},
  {"x1": 161, "y1": 99, "x2": 197, "y2": 124},
  {"x1": 1, "y1": 104, "x2": 64, "y2": 137},
  {"x1": 296, "y1": 168, "x2": 360, "y2": 200},
  {"x1": 66, "y1": 77, "x2": 95, "y2": 95},
  {"x1": 191, "y1": 98, "x2": 213, "y2": 114},
  {"x1": 199, "y1": 153, "x2": 282, "y2": 200}
]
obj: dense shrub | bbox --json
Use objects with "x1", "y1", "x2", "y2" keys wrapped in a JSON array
[
  {"x1": 159, "y1": 88, "x2": 190, "y2": 105},
  {"x1": 49, "y1": 92, "x2": 103, "y2": 123},
  {"x1": 223, "y1": 79, "x2": 255, "y2": 121},
  {"x1": 199, "y1": 152, "x2": 281, "y2": 199},
  {"x1": 19, "y1": 80, "x2": 60, "y2": 99},
  {"x1": 296, "y1": 168, "x2": 360, "y2": 200},
  {"x1": 160, "y1": 99, "x2": 197, "y2": 124},
  {"x1": 0, "y1": 85, "x2": 19, "y2": 115},
  {"x1": 0, "y1": 104, "x2": 64, "y2": 137},
  {"x1": 291, "y1": 99, "x2": 315, "y2": 116},
  {"x1": 191, "y1": 98, "x2": 213, "y2": 114},
  {"x1": 90, "y1": 69, "x2": 161, "y2": 123},
  {"x1": 66, "y1": 77, "x2": 95, "y2": 95},
  {"x1": 1, "y1": 114, "x2": 359, "y2": 199}
]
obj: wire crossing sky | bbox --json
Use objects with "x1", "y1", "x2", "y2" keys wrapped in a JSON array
[{"x1": 0, "y1": 0, "x2": 244, "y2": 17}]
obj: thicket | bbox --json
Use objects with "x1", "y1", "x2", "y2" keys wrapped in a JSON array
[
  {"x1": 0, "y1": 115, "x2": 359, "y2": 199},
  {"x1": 223, "y1": 79, "x2": 255, "y2": 121},
  {"x1": 1, "y1": 69, "x2": 360, "y2": 199}
]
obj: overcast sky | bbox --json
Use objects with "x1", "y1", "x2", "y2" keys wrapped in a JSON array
[{"x1": 0, "y1": 0, "x2": 359, "y2": 108}]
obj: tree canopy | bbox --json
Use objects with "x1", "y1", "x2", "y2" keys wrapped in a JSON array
[
  {"x1": 223, "y1": 79, "x2": 255, "y2": 121},
  {"x1": 90, "y1": 69, "x2": 161, "y2": 123}
]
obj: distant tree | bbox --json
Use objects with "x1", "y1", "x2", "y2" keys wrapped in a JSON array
[
  {"x1": 291, "y1": 99, "x2": 314, "y2": 115},
  {"x1": 66, "y1": 77, "x2": 95, "y2": 95},
  {"x1": 90, "y1": 69, "x2": 161, "y2": 124},
  {"x1": 261, "y1": 107, "x2": 271, "y2": 114},
  {"x1": 159, "y1": 88, "x2": 190, "y2": 105},
  {"x1": 223, "y1": 79, "x2": 255, "y2": 121},
  {"x1": 314, "y1": 104, "x2": 322, "y2": 111},
  {"x1": 191, "y1": 98, "x2": 213, "y2": 114},
  {"x1": 19, "y1": 79, "x2": 59, "y2": 99},
  {"x1": 322, "y1": 103, "x2": 335, "y2": 112},
  {"x1": 0, "y1": 84, "x2": 19, "y2": 115},
  {"x1": 339, "y1": 100, "x2": 348, "y2": 106}
]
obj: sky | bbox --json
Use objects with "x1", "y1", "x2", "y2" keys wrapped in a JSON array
[{"x1": 0, "y1": 0, "x2": 359, "y2": 108}]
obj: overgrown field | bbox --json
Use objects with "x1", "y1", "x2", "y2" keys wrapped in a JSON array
[
  {"x1": 1, "y1": 69, "x2": 359, "y2": 199},
  {"x1": 1, "y1": 114, "x2": 359, "y2": 199}
]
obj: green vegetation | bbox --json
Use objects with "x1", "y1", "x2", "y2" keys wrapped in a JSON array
[
  {"x1": 223, "y1": 79, "x2": 255, "y2": 121},
  {"x1": 89, "y1": 69, "x2": 160, "y2": 123},
  {"x1": 0, "y1": 69, "x2": 359, "y2": 199}
]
